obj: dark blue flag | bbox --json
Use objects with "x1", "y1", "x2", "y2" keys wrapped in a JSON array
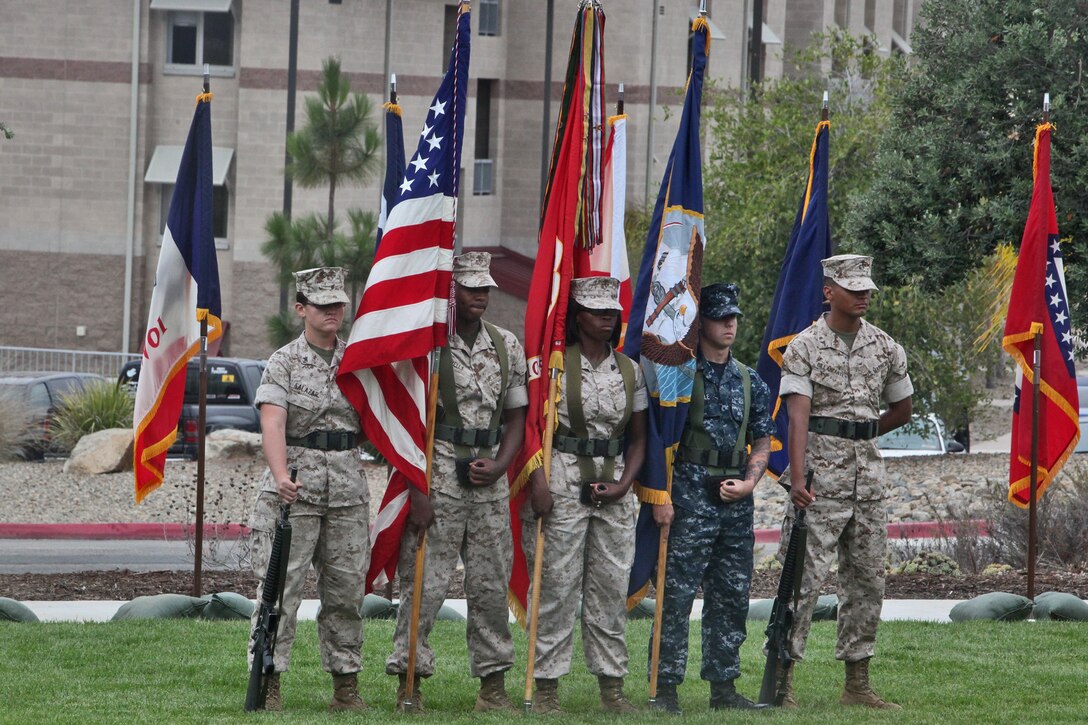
[
  {"x1": 755, "y1": 119, "x2": 833, "y2": 477},
  {"x1": 376, "y1": 88, "x2": 406, "y2": 252},
  {"x1": 624, "y1": 16, "x2": 710, "y2": 606}
]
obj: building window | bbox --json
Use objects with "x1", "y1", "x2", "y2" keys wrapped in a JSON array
[
  {"x1": 167, "y1": 11, "x2": 234, "y2": 70},
  {"x1": 442, "y1": 4, "x2": 458, "y2": 71},
  {"x1": 479, "y1": 0, "x2": 500, "y2": 36},
  {"x1": 474, "y1": 79, "x2": 495, "y2": 196},
  {"x1": 160, "y1": 184, "x2": 230, "y2": 249},
  {"x1": 835, "y1": 0, "x2": 849, "y2": 28}
]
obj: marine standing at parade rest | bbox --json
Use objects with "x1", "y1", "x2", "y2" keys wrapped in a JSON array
[
  {"x1": 778, "y1": 254, "x2": 913, "y2": 710},
  {"x1": 649, "y1": 283, "x2": 775, "y2": 715},
  {"x1": 386, "y1": 252, "x2": 528, "y2": 712},
  {"x1": 525, "y1": 276, "x2": 648, "y2": 715},
  {"x1": 247, "y1": 267, "x2": 370, "y2": 712}
]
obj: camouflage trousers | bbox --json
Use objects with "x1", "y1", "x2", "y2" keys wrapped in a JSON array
[
  {"x1": 652, "y1": 498, "x2": 754, "y2": 685},
  {"x1": 249, "y1": 494, "x2": 369, "y2": 674},
  {"x1": 386, "y1": 492, "x2": 514, "y2": 679},
  {"x1": 523, "y1": 492, "x2": 638, "y2": 679},
  {"x1": 780, "y1": 496, "x2": 887, "y2": 662}
]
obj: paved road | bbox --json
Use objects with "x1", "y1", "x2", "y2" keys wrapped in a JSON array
[{"x1": 0, "y1": 539, "x2": 242, "y2": 574}]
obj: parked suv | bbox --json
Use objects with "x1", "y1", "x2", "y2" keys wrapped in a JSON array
[
  {"x1": 0, "y1": 371, "x2": 108, "y2": 459},
  {"x1": 118, "y1": 357, "x2": 265, "y2": 459}
]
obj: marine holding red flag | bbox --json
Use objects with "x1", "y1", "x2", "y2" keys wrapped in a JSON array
[
  {"x1": 133, "y1": 90, "x2": 221, "y2": 502},
  {"x1": 337, "y1": 0, "x2": 470, "y2": 592},
  {"x1": 1002, "y1": 121, "x2": 1080, "y2": 507},
  {"x1": 507, "y1": 0, "x2": 606, "y2": 623}
]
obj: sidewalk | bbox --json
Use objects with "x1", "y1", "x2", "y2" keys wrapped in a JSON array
[{"x1": 20, "y1": 598, "x2": 963, "y2": 624}]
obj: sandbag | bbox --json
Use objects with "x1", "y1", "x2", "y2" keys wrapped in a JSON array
[
  {"x1": 0, "y1": 597, "x2": 39, "y2": 622},
  {"x1": 1032, "y1": 592, "x2": 1088, "y2": 622},
  {"x1": 201, "y1": 592, "x2": 255, "y2": 621},
  {"x1": 949, "y1": 592, "x2": 1034, "y2": 622},
  {"x1": 112, "y1": 594, "x2": 208, "y2": 621}
]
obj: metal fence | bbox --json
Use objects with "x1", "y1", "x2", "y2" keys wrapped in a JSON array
[{"x1": 0, "y1": 345, "x2": 140, "y2": 379}]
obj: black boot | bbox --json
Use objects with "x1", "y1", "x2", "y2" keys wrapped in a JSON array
[
  {"x1": 709, "y1": 680, "x2": 759, "y2": 710},
  {"x1": 650, "y1": 683, "x2": 683, "y2": 715}
]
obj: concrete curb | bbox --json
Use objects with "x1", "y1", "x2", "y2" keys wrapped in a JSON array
[
  {"x1": 19, "y1": 598, "x2": 965, "y2": 623},
  {"x1": 1, "y1": 520, "x2": 985, "y2": 542},
  {"x1": 0, "y1": 523, "x2": 250, "y2": 540}
]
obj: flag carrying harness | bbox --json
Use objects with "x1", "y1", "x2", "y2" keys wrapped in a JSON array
[
  {"x1": 677, "y1": 360, "x2": 751, "y2": 478},
  {"x1": 435, "y1": 320, "x2": 510, "y2": 458},
  {"x1": 553, "y1": 344, "x2": 636, "y2": 483}
]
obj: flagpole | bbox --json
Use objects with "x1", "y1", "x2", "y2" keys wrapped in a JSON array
[
  {"x1": 523, "y1": 366, "x2": 559, "y2": 713},
  {"x1": 191, "y1": 64, "x2": 211, "y2": 598},
  {"x1": 1026, "y1": 93, "x2": 1050, "y2": 603},
  {"x1": 402, "y1": 353, "x2": 441, "y2": 712}
]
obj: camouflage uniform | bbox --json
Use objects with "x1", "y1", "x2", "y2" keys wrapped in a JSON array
[
  {"x1": 386, "y1": 320, "x2": 528, "y2": 679},
  {"x1": 779, "y1": 312, "x2": 912, "y2": 663},
  {"x1": 524, "y1": 346, "x2": 648, "y2": 679},
  {"x1": 248, "y1": 331, "x2": 369, "y2": 675},
  {"x1": 654, "y1": 354, "x2": 775, "y2": 685}
]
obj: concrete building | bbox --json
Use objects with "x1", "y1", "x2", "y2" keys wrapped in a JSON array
[{"x1": 0, "y1": 0, "x2": 921, "y2": 358}]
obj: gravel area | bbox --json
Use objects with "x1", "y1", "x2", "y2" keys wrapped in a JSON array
[{"x1": 0, "y1": 458, "x2": 388, "y2": 527}]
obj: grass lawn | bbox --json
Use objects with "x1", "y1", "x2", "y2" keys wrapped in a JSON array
[{"x1": 1, "y1": 618, "x2": 1084, "y2": 724}]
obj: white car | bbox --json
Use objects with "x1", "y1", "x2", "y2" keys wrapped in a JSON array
[{"x1": 878, "y1": 414, "x2": 965, "y2": 458}]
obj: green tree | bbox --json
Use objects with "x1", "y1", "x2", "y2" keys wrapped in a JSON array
[
  {"x1": 287, "y1": 57, "x2": 380, "y2": 241},
  {"x1": 700, "y1": 31, "x2": 898, "y2": 364},
  {"x1": 262, "y1": 57, "x2": 381, "y2": 348},
  {"x1": 847, "y1": 0, "x2": 1088, "y2": 337}
]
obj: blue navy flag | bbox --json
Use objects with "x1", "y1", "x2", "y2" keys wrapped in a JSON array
[
  {"x1": 624, "y1": 16, "x2": 710, "y2": 606},
  {"x1": 376, "y1": 90, "x2": 406, "y2": 251},
  {"x1": 756, "y1": 118, "x2": 833, "y2": 477},
  {"x1": 133, "y1": 92, "x2": 222, "y2": 501}
]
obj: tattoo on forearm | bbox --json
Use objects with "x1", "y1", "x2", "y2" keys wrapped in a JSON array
[{"x1": 745, "y1": 437, "x2": 771, "y2": 483}]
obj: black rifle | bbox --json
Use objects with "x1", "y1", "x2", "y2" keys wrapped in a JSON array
[
  {"x1": 758, "y1": 470, "x2": 813, "y2": 706},
  {"x1": 244, "y1": 467, "x2": 296, "y2": 712}
]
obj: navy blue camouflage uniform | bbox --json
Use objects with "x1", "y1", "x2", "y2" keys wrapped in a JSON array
[{"x1": 651, "y1": 355, "x2": 774, "y2": 686}]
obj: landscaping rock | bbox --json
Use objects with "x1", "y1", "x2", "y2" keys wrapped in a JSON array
[
  {"x1": 205, "y1": 429, "x2": 263, "y2": 461},
  {"x1": 63, "y1": 428, "x2": 133, "y2": 475}
]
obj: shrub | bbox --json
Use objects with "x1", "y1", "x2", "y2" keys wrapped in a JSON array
[
  {"x1": 892, "y1": 551, "x2": 962, "y2": 576},
  {"x1": 0, "y1": 389, "x2": 35, "y2": 461},
  {"x1": 51, "y1": 381, "x2": 134, "y2": 450}
]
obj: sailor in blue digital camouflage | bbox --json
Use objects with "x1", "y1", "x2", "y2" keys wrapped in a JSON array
[
  {"x1": 522, "y1": 276, "x2": 648, "y2": 715},
  {"x1": 247, "y1": 266, "x2": 370, "y2": 713},
  {"x1": 386, "y1": 252, "x2": 528, "y2": 712},
  {"x1": 648, "y1": 282, "x2": 774, "y2": 715},
  {"x1": 778, "y1": 254, "x2": 913, "y2": 710}
]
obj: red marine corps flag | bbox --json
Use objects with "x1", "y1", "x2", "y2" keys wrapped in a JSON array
[
  {"x1": 1002, "y1": 119, "x2": 1080, "y2": 507},
  {"x1": 508, "y1": 1, "x2": 606, "y2": 623},
  {"x1": 133, "y1": 91, "x2": 222, "y2": 502},
  {"x1": 338, "y1": 1, "x2": 470, "y2": 592}
]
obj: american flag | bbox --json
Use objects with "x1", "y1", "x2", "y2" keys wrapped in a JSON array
[
  {"x1": 1002, "y1": 121, "x2": 1080, "y2": 507},
  {"x1": 337, "y1": 1, "x2": 470, "y2": 591}
]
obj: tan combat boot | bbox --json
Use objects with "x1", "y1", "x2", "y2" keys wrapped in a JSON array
[
  {"x1": 532, "y1": 678, "x2": 561, "y2": 715},
  {"x1": 776, "y1": 662, "x2": 798, "y2": 708},
  {"x1": 474, "y1": 671, "x2": 515, "y2": 712},
  {"x1": 395, "y1": 673, "x2": 425, "y2": 713},
  {"x1": 841, "y1": 658, "x2": 901, "y2": 710},
  {"x1": 263, "y1": 673, "x2": 282, "y2": 712},
  {"x1": 328, "y1": 672, "x2": 368, "y2": 712},
  {"x1": 598, "y1": 675, "x2": 639, "y2": 714}
]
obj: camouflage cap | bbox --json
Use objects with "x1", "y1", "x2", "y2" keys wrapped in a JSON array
[
  {"x1": 294, "y1": 266, "x2": 350, "y2": 305},
  {"x1": 452, "y1": 251, "x2": 499, "y2": 288},
  {"x1": 570, "y1": 276, "x2": 623, "y2": 311},
  {"x1": 700, "y1": 282, "x2": 743, "y2": 319},
  {"x1": 821, "y1": 253, "x2": 878, "y2": 292}
]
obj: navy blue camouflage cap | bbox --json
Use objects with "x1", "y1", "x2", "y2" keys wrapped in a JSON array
[{"x1": 700, "y1": 282, "x2": 743, "y2": 319}]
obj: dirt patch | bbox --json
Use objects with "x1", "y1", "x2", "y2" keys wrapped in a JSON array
[{"x1": 3, "y1": 567, "x2": 1085, "y2": 602}]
